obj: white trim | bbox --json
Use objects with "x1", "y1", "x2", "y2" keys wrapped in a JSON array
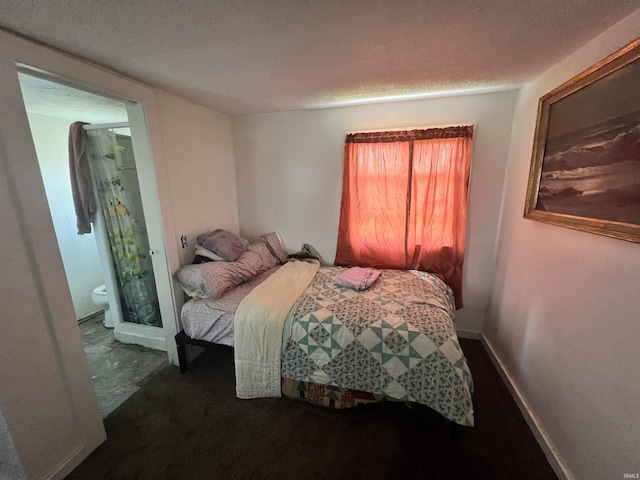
[
  {"x1": 456, "y1": 329, "x2": 482, "y2": 340},
  {"x1": 15, "y1": 66, "x2": 182, "y2": 363},
  {"x1": 113, "y1": 323, "x2": 167, "y2": 351},
  {"x1": 82, "y1": 122, "x2": 129, "y2": 130},
  {"x1": 77, "y1": 309, "x2": 103, "y2": 323},
  {"x1": 127, "y1": 103, "x2": 179, "y2": 364},
  {"x1": 45, "y1": 445, "x2": 84, "y2": 480},
  {"x1": 480, "y1": 334, "x2": 573, "y2": 480}
]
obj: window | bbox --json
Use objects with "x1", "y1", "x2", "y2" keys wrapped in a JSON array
[{"x1": 335, "y1": 126, "x2": 473, "y2": 308}]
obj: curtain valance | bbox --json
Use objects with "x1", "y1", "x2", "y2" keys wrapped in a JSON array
[{"x1": 345, "y1": 126, "x2": 473, "y2": 144}]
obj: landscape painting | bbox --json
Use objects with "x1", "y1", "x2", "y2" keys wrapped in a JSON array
[
  {"x1": 539, "y1": 106, "x2": 640, "y2": 224},
  {"x1": 525, "y1": 38, "x2": 640, "y2": 243}
]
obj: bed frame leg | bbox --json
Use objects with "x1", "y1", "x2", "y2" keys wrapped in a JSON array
[{"x1": 176, "y1": 335, "x2": 188, "y2": 374}]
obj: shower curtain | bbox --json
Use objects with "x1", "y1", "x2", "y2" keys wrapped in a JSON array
[{"x1": 85, "y1": 128, "x2": 161, "y2": 327}]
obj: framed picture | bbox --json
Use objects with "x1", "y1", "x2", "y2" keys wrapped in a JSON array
[{"x1": 524, "y1": 38, "x2": 640, "y2": 243}]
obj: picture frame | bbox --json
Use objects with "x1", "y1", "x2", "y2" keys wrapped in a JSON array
[{"x1": 524, "y1": 38, "x2": 640, "y2": 243}]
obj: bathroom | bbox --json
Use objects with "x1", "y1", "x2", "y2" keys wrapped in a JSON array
[{"x1": 18, "y1": 73, "x2": 168, "y2": 416}]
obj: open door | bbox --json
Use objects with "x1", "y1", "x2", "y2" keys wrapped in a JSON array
[
  {"x1": 0, "y1": 25, "x2": 186, "y2": 477},
  {"x1": 0, "y1": 58, "x2": 106, "y2": 479}
]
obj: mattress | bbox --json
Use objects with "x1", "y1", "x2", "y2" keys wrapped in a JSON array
[{"x1": 180, "y1": 266, "x2": 280, "y2": 345}]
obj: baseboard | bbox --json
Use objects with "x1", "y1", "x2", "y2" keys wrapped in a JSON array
[
  {"x1": 46, "y1": 445, "x2": 85, "y2": 480},
  {"x1": 114, "y1": 325, "x2": 167, "y2": 351},
  {"x1": 456, "y1": 329, "x2": 482, "y2": 340},
  {"x1": 77, "y1": 309, "x2": 103, "y2": 324},
  {"x1": 480, "y1": 334, "x2": 573, "y2": 480}
]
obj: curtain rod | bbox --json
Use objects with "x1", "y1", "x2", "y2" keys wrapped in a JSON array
[
  {"x1": 346, "y1": 123, "x2": 473, "y2": 135},
  {"x1": 82, "y1": 122, "x2": 129, "y2": 130}
]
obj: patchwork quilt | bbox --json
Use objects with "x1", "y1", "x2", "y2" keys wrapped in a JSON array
[{"x1": 281, "y1": 266, "x2": 474, "y2": 426}]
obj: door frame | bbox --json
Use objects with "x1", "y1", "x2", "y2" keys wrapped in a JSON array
[
  {"x1": 0, "y1": 28, "x2": 182, "y2": 479},
  {"x1": 15, "y1": 67, "x2": 180, "y2": 360}
]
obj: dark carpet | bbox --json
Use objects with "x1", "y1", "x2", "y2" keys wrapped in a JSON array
[{"x1": 67, "y1": 339, "x2": 557, "y2": 480}]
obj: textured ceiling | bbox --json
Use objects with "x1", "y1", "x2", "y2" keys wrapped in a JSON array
[
  {"x1": 2, "y1": 0, "x2": 639, "y2": 115},
  {"x1": 18, "y1": 73, "x2": 129, "y2": 124}
]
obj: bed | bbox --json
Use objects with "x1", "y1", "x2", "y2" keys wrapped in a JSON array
[{"x1": 174, "y1": 232, "x2": 474, "y2": 428}]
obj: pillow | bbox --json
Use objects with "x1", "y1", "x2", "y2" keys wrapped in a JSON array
[
  {"x1": 176, "y1": 258, "x2": 256, "y2": 299},
  {"x1": 196, "y1": 229, "x2": 249, "y2": 262},
  {"x1": 178, "y1": 281, "x2": 208, "y2": 299},
  {"x1": 176, "y1": 241, "x2": 278, "y2": 299},
  {"x1": 194, "y1": 245, "x2": 225, "y2": 262},
  {"x1": 259, "y1": 232, "x2": 288, "y2": 264},
  {"x1": 247, "y1": 240, "x2": 278, "y2": 271}
]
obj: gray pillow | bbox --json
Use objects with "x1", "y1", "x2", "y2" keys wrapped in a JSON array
[{"x1": 196, "y1": 229, "x2": 249, "y2": 262}]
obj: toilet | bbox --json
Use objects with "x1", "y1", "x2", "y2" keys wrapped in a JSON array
[{"x1": 91, "y1": 284, "x2": 114, "y2": 328}]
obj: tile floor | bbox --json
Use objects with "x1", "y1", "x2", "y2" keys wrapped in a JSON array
[{"x1": 79, "y1": 314, "x2": 168, "y2": 417}]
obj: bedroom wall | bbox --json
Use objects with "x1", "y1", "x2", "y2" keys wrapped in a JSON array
[
  {"x1": 232, "y1": 90, "x2": 517, "y2": 333},
  {"x1": 25, "y1": 112, "x2": 105, "y2": 319},
  {"x1": 484, "y1": 8, "x2": 640, "y2": 480},
  {"x1": 155, "y1": 90, "x2": 239, "y2": 267}
]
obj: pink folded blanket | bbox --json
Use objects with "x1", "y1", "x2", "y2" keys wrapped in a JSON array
[{"x1": 336, "y1": 267, "x2": 381, "y2": 291}]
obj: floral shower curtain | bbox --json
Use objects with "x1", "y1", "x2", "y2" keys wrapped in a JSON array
[{"x1": 85, "y1": 128, "x2": 161, "y2": 326}]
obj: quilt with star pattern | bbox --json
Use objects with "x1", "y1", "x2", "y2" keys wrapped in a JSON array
[{"x1": 281, "y1": 266, "x2": 474, "y2": 426}]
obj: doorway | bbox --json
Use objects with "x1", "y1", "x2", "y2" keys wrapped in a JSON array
[{"x1": 17, "y1": 72, "x2": 170, "y2": 416}]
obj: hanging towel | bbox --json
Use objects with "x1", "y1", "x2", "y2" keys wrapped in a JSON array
[
  {"x1": 336, "y1": 267, "x2": 381, "y2": 291},
  {"x1": 69, "y1": 121, "x2": 95, "y2": 234}
]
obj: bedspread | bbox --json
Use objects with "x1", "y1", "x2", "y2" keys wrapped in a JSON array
[
  {"x1": 234, "y1": 259, "x2": 319, "y2": 398},
  {"x1": 281, "y1": 266, "x2": 474, "y2": 426}
]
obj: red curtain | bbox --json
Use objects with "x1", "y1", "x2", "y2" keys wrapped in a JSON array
[{"x1": 335, "y1": 127, "x2": 473, "y2": 308}]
